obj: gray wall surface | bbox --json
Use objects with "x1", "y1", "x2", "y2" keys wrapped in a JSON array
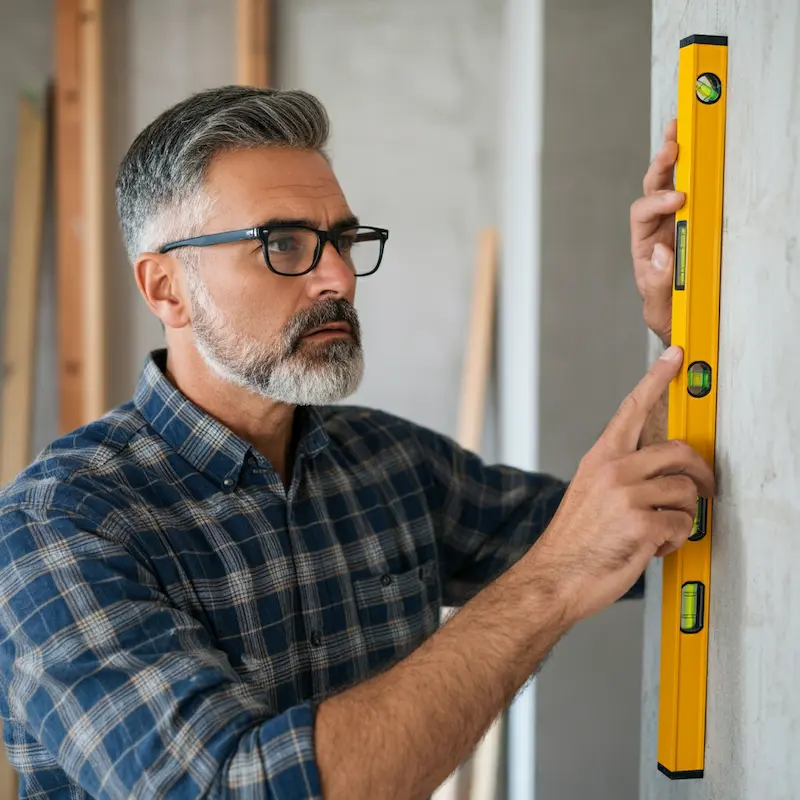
[
  {"x1": 535, "y1": 0, "x2": 652, "y2": 798},
  {"x1": 0, "y1": 0, "x2": 57, "y2": 460},
  {"x1": 105, "y1": 0, "x2": 237, "y2": 407},
  {"x1": 641, "y1": 1, "x2": 800, "y2": 798},
  {"x1": 277, "y1": 0, "x2": 504, "y2": 441}
]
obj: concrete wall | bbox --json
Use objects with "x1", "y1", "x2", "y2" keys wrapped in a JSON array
[
  {"x1": 277, "y1": 0, "x2": 504, "y2": 441},
  {"x1": 641, "y1": 2, "x2": 800, "y2": 798},
  {"x1": 534, "y1": 0, "x2": 652, "y2": 798},
  {"x1": 105, "y1": 0, "x2": 237, "y2": 407}
]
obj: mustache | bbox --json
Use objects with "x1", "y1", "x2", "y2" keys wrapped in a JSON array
[{"x1": 284, "y1": 299, "x2": 362, "y2": 351}]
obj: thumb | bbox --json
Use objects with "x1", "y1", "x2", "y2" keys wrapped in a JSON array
[{"x1": 600, "y1": 345, "x2": 683, "y2": 455}]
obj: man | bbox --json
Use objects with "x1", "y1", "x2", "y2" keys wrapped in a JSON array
[{"x1": 0, "y1": 87, "x2": 711, "y2": 799}]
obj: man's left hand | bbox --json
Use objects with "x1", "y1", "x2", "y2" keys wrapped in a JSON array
[{"x1": 630, "y1": 119, "x2": 685, "y2": 347}]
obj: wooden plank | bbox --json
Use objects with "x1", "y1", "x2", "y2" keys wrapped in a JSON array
[
  {"x1": 459, "y1": 228, "x2": 502, "y2": 800},
  {"x1": 0, "y1": 94, "x2": 48, "y2": 487},
  {"x1": 456, "y1": 228, "x2": 500, "y2": 452},
  {"x1": 432, "y1": 229, "x2": 501, "y2": 800},
  {"x1": 55, "y1": 0, "x2": 85, "y2": 433},
  {"x1": 79, "y1": 0, "x2": 106, "y2": 421},
  {"x1": 236, "y1": 0, "x2": 272, "y2": 87}
]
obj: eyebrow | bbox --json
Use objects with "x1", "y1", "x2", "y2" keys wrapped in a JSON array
[{"x1": 258, "y1": 215, "x2": 361, "y2": 231}]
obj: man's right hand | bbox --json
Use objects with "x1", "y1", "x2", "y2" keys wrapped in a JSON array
[{"x1": 530, "y1": 345, "x2": 716, "y2": 624}]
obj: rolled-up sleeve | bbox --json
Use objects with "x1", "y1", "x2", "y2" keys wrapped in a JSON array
[{"x1": 0, "y1": 503, "x2": 321, "y2": 800}]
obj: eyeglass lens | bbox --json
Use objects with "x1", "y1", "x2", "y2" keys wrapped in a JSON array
[{"x1": 264, "y1": 227, "x2": 382, "y2": 276}]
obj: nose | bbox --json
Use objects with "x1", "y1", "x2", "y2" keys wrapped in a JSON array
[{"x1": 308, "y1": 239, "x2": 357, "y2": 299}]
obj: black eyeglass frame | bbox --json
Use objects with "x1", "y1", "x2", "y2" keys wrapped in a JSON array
[{"x1": 158, "y1": 223, "x2": 390, "y2": 277}]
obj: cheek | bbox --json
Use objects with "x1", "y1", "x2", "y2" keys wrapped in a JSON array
[{"x1": 218, "y1": 271, "x2": 304, "y2": 338}]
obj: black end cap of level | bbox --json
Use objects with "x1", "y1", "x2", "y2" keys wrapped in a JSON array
[
  {"x1": 658, "y1": 763, "x2": 704, "y2": 780},
  {"x1": 680, "y1": 34, "x2": 728, "y2": 48}
]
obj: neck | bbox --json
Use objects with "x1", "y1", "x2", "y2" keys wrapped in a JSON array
[{"x1": 164, "y1": 344, "x2": 297, "y2": 484}]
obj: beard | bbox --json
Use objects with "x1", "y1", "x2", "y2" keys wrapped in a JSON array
[{"x1": 188, "y1": 276, "x2": 364, "y2": 406}]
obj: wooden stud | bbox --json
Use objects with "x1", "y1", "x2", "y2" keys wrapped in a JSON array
[
  {"x1": 55, "y1": 0, "x2": 85, "y2": 434},
  {"x1": 236, "y1": 0, "x2": 272, "y2": 88},
  {"x1": 456, "y1": 228, "x2": 500, "y2": 453},
  {"x1": 433, "y1": 229, "x2": 502, "y2": 800},
  {"x1": 0, "y1": 94, "x2": 48, "y2": 488},
  {"x1": 79, "y1": 0, "x2": 106, "y2": 422}
]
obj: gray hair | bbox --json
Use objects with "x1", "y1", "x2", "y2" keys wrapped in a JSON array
[{"x1": 115, "y1": 85, "x2": 331, "y2": 264}]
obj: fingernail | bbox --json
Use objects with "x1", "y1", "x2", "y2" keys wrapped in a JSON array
[
  {"x1": 652, "y1": 245, "x2": 668, "y2": 270},
  {"x1": 660, "y1": 345, "x2": 681, "y2": 361},
  {"x1": 661, "y1": 191, "x2": 681, "y2": 203}
]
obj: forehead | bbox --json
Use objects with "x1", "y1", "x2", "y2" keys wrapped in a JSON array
[{"x1": 203, "y1": 146, "x2": 352, "y2": 227}]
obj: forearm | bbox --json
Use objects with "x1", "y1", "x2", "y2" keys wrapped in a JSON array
[{"x1": 315, "y1": 551, "x2": 569, "y2": 800}]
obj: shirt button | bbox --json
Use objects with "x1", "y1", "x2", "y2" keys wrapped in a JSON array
[
  {"x1": 381, "y1": 574, "x2": 393, "y2": 587},
  {"x1": 222, "y1": 478, "x2": 235, "y2": 488},
  {"x1": 310, "y1": 632, "x2": 323, "y2": 647}
]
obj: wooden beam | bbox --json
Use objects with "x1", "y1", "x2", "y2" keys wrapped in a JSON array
[
  {"x1": 432, "y1": 229, "x2": 502, "y2": 800},
  {"x1": 0, "y1": 94, "x2": 48, "y2": 488},
  {"x1": 236, "y1": 0, "x2": 273, "y2": 87},
  {"x1": 55, "y1": 0, "x2": 85, "y2": 433},
  {"x1": 79, "y1": 0, "x2": 106, "y2": 421},
  {"x1": 456, "y1": 228, "x2": 500, "y2": 453}
]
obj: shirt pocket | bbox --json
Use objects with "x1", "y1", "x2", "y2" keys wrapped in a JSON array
[{"x1": 352, "y1": 560, "x2": 439, "y2": 672}]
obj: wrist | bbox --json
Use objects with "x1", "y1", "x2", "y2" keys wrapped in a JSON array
[{"x1": 512, "y1": 545, "x2": 577, "y2": 636}]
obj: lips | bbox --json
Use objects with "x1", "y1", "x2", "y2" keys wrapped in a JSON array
[{"x1": 302, "y1": 323, "x2": 352, "y2": 338}]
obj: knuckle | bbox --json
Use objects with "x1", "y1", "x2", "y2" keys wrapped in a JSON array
[
  {"x1": 667, "y1": 438, "x2": 693, "y2": 458},
  {"x1": 676, "y1": 474, "x2": 698, "y2": 495}
]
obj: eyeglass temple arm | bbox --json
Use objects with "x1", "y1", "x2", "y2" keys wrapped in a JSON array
[{"x1": 159, "y1": 227, "x2": 258, "y2": 254}]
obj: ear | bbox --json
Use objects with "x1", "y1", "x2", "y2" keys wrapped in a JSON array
[{"x1": 134, "y1": 252, "x2": 192, "y2": 329}]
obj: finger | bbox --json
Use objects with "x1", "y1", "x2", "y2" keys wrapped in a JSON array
[
  {"x1": 655, "y1": 542, "x2": 678, "y2": 558},
  {"x1": 630, "y1": 190, "x2": 685, "y2": 229},
  {"x1": 600, "y1": 346, "x2": 683, "y2": 454},
  {"x1": 635, "y1": 474, "x2": 700, "y2": 516},
  {"x1": 643, "y1": 140, "x2": 679, "y2": 195},
  {"x1": 653, "y1": 508, "x2": 695, "y2": 551},
  {"x1": 663, "y1": 118, "x2": 677, "y2": 144},
  {"x1": 642, "y1": 243, "x2": 673, "y2": 337},
  {"x1": 622, "y1": 439, "x2": 716, "y2": 498}
]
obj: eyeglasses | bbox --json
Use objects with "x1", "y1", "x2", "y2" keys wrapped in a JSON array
[{"x1": 159, "y1": 223, "x2": 390, "y2": 277}]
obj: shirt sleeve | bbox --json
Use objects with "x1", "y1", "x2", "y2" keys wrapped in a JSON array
[
  {"x1": 417, "y1": 429, "x2": 568, "y2": 606},
  {"x1": 0, "y1": 502, "x2": 322, "y2": 800}
]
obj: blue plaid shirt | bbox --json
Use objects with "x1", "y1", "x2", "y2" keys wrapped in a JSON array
[{"x1": 0, "y1": 350, "x2": 567, "y2": 799}]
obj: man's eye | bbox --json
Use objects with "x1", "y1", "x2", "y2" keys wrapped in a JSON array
[{"x1": 268, "y1": 236, "x2": 298, "y2": 254}]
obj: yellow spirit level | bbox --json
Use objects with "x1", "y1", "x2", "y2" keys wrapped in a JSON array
[{"x1": 657, "y1": 33, "x2": 728, "y2": 780}]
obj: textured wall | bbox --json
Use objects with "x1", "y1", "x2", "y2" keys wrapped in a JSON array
[
  {"x1": 277, "y1": 0, "x2": 504, "y2": 440},
  {"x1": 105, "y1": 0, "x2": 237, "y2": 406},
  {"x1": 641, "y1": 2, "x2": 800, "y2": 798},
  {"x1": 534, "y1": 0, "x2": 652, "y2": 798}
]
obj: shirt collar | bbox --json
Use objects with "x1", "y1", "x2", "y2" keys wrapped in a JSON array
[{"x1": 133, "y1": 349, "x2": 330, "y2": 487}]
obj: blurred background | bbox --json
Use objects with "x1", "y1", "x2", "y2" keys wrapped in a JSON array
[{"x1": 0, "y1": 0, "x2": 652, "y2": 797}]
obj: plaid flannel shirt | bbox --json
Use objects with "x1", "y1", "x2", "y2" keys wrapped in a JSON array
[{"x1": 0, "y1": 349, "x2": 568, "y2": 799}]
